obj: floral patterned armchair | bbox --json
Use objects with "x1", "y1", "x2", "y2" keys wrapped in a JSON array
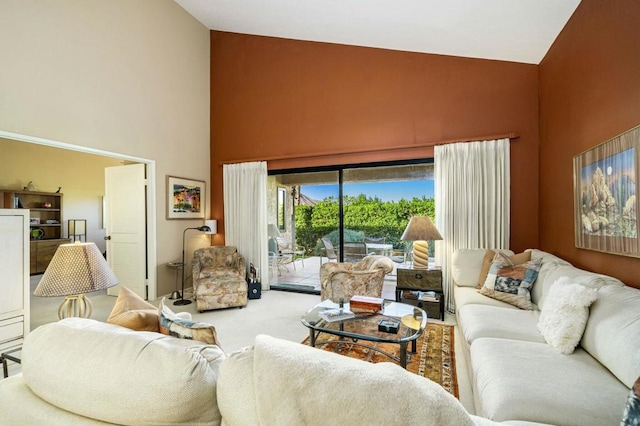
[
  {"x1": 192, "y1": 246, "x2": 247, "y2": 312},
  {"x1": 320, "y1": 255, "x2": 394, "y2": 303}
]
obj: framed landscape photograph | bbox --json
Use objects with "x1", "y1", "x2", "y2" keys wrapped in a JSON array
[
  {"x1": 166, "y1": 176, "x2": 205, "y2": 220},
  {"x1": 574, "y1": 125, "x2": 640, "y2": 257}
]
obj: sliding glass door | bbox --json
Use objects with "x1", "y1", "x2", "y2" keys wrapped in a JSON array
[{"x1": 270, "y1": 160, "x2": 434, "y2": 265}]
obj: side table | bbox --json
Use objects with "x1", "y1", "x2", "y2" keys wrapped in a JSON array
[
  {"x1": 166, "y1": 261, "x2": 184, "y2": 299},
  {"x1": 395, "y1": 267, "x2": 444, "y2": 321},
  {"x1": 1, "y1": 347, "x2": 22, "y2": 378}
]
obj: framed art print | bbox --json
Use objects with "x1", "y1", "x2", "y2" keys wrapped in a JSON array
[
  {"x1": 574, "y1": 125, "x2": 640, "y2": 257},
  {"x1": 166, "y1": 176, "x2": 205, "y2": 220}
]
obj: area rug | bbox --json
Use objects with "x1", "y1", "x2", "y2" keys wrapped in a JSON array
[{"x1": 302, "y1": 322, "x2": 458, "y2": 398}]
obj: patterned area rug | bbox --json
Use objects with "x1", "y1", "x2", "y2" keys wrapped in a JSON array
[{"x1": 302, "y1": 322, "x2": 458, "y2": 398}]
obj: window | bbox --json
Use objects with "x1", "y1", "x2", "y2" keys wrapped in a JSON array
[{"x1": 277, "y1": 187, "x2": 286, "y2": 230}]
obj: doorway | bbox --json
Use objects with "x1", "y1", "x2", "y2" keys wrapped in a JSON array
[{"x1": 0, "y1": 130, "x2": 158, "y2": 300}]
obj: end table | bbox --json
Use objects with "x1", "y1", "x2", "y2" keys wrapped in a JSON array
[{"x1": 395, "y1": 267, "x2": 444, "y2": 321}]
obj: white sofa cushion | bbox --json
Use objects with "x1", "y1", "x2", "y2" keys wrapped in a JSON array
[
  {"x1": 22, "y1": 318, "x2": 226, "y2": 426},
  {"x1": 537, "y1": 278, "x2": 598, "y2": 354},
  {"x1": 535, "y1": 264, "x2": 624, "y2": 309},
  {"x1": 526, "y1": 249, "x2": 572, "y2": 306},
  {"x1": 471, "y1": 337, "x2": 628, "y2": 426},
  {"x1": 582, "y1": 284, "x2": 640, "y2": 388},
  {"x1": 219, "y1": 334, "x2": 475, "y2": 426},
  {"x1": 458, "y1": 304, "x2": 544, "y2": 344},
  {"x1": 0, "y1": 375, "x2": 111, "y2": 425},
  {"x1": 454, "y1": 286, "x2": 519, "y2": 311},
  {"x1": 452, "y1": 249, "x2": 514, "y2": 287}
]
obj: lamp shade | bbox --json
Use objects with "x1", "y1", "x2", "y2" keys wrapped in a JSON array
[
  {"x1": 34, "y1": 242, "x2": 119, "y2": 297},
  {"x1": 400, "y1": 216, "x2": 443, "y2": 241},
  {"x1": 204, "y1": 220, "x2": 217, "y2": 235},
  {"x1": 267, "y1": 223, "x2": 282, "y2": 238},
  {"x1": 400, "y1": 216, "x2": 443, "y2": 269}
]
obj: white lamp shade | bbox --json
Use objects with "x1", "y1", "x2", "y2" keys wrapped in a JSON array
[
  {"x1": 400, "y1": 216, "x2": 443, "y2": 241},
  {"x1": 34, "y1": 242, "x2": 119, "y2": 297},
  {"x1": 204, "y1": 220, "x2": 217, "y2": 235}
]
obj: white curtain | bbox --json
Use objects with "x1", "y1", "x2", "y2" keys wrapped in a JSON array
[
  {"x1": 223, "y1": 161, "x2": 269, "y2": 289},
  {"x1": 434, "y1": 139, "x2": 510, "y2": 313}
]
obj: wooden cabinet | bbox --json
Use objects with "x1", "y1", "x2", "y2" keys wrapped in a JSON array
[
  {"x1": 396, "y1": 268, "x2": 444, "y2": 321},
  {"x1": 1, "y1": 190, "x2": 63, "y2": 240},
  {"x1": 30, "y1": 239, "x2": 71, "y2": 274},
  {"x1": 0, "y1": 210, "x2": 29, "y2": 354},
  {"x1": 0, "y1": 189, "x2": 68, "y2": 274}
]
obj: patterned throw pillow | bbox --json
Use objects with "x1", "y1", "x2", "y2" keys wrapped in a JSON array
[
  {"x1": 158, "y1": 298, "x2": 220, "y2": 346},
  {"x1": 537, "y1": 277, "x2": 598, "y2": 354},
  {"x1": 480, "y1": 251, "x2": 542, "y2": 310},
  {"x1": 622, "y1": 377, "x2": 640, "y2": 426},
  {"x1": 476, "y1": 250, "x2": 531, "y2": 289},
  {"x1": 106, "y1": 286, "x2": 159, "y2": 332}
]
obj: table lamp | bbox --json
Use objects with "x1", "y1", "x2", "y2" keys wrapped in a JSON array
[
  {"x1": 400, "y1": 216, "x2": 443, "y2": 269},
  {"x1": 34, "y1": 242, "x2": 119, "y2": 319}
]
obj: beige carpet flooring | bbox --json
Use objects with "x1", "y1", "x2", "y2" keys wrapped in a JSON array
[{"x1": 25, "y1": 275, "x2": 475, "y2": 414}]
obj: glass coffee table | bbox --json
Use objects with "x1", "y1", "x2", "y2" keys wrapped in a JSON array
[{"x1": 301, "y1": 299, "x2": 427, "y2": 368}]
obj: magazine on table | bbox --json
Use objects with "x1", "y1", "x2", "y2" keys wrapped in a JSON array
[{"x1": 319, "y1": 308, "x2": 355, "y2": 322}]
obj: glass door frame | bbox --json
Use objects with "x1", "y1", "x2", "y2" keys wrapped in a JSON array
[{"x1": 269, "y1": 158, "x2": 434, "y2": 263}]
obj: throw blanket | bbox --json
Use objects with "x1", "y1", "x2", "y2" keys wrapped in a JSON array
[{"x1": 218, "y1": 335, "x2": 475, "y2": 426}]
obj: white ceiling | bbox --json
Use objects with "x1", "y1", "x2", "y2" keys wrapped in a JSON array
[{"x1": 174, "y1": 0, "x2": 581, "y2": 64}]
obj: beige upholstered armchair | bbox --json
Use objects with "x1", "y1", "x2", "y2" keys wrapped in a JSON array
[
  {"x1": 192, "y1": 246, "x2": 248, "y2": 312},
  {"x1": 320, "y1": 255, "x2": 394, "y2": 303}
]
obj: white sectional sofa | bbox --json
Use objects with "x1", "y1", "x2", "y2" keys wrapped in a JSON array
[
  {"x1": 452, "y1": 248, "x2": 640, "y2": 426},
  {"x1": 0, "y1": 317, "x2": 536, "y2": 426}
]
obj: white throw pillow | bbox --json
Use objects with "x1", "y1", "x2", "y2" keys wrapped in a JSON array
[{"x1": 537, "y1": 277, "x2": 598, "y2": 354}]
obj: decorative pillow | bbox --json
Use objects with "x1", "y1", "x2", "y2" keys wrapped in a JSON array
[
  {"x1": 106, "y1": 286, "x2": 159, "y2": 332},
  {"x1": 159, "y1": 298, "x2": 220, "y2": 346},
  {"x1": 537, "y1": 277, "x2": 598, "y2": 354},
  {"x1": 477, "y1": 250, "x2": 531, "y2": 289},
  {"x1": 622, "y1": 376, "x2": 640, "y2": 426},
  {"x1": 480, "y1": 251, "x2": 541, "y2": 310}
]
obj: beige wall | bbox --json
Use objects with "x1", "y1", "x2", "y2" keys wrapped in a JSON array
[
  {"x1": 0, "y1": 138, "x2": 122, "y2": 252},
  {"x1": 0, "y1": 1, "x2": 211, "y2": 297}
]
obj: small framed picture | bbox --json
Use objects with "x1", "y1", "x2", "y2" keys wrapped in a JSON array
[
  {"x1": 30, "y1": 217, "x2": 40, "y2": 225},
  {"x1": 166, "y1": 176, "x2": 206, "y2": 220}
]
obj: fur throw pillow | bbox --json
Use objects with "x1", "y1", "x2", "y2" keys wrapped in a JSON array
[{"x1": 537, "y1": 277, "x2": 598, "y2": 354}]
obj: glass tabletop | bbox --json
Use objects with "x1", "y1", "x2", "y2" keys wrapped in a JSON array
[{"x1": 301, "y1": 299, "x2": 427, "y2": 344}]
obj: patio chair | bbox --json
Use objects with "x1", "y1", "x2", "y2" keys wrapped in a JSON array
[
  {"x1": 364, "y1": 237, "x2": 385, "y2": 244},
  {"x1": 321, "y1": 237, "x2": 339, "y2": 263},
  {"x1": 343, "y1": 242, "x2": 367, "y2": 262},
  {"x1": 320, "y1": 255, "x2": 394, "y2": 303}
]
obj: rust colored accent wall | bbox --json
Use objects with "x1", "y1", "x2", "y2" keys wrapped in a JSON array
[
  {"x1": 211, "y1": 31, "x2": 539, "y2": 251},
  {"x1": 539, "y1": 0, "x2": 640, "y2": 287}
]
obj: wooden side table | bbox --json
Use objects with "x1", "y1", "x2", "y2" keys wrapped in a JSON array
[{"x1": 395, "y1": 268, "x2": 444, "y2": 320}]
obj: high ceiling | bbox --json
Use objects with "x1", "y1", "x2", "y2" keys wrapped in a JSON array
[{"x1": 175, "y1": 0, "x2": 581, "y2": 64}]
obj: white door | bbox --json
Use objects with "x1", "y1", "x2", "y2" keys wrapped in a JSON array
[{"x1": 105, "y1": 164, "x2": 147, "y2": 298}]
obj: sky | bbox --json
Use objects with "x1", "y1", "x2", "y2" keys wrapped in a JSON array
[{"x1": 301, "y1": 180, "x2": 434, "y2": 202}]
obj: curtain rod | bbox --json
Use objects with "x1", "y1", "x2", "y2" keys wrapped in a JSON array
[{"x1": 218, "y1": 132, "x2": 519, "y2": 166}]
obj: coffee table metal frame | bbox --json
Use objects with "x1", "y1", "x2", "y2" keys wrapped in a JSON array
[
  {"x1": 1, "y1": 346, "x2": 22, "y2": 378},
  {"x1": 301, "y1": 300, "x2": 427, "y2": 368}
]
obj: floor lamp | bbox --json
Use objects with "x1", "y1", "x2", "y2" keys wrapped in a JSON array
[{"x1": 175, "y1": 221, "x2": 216, "y2": 306}]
